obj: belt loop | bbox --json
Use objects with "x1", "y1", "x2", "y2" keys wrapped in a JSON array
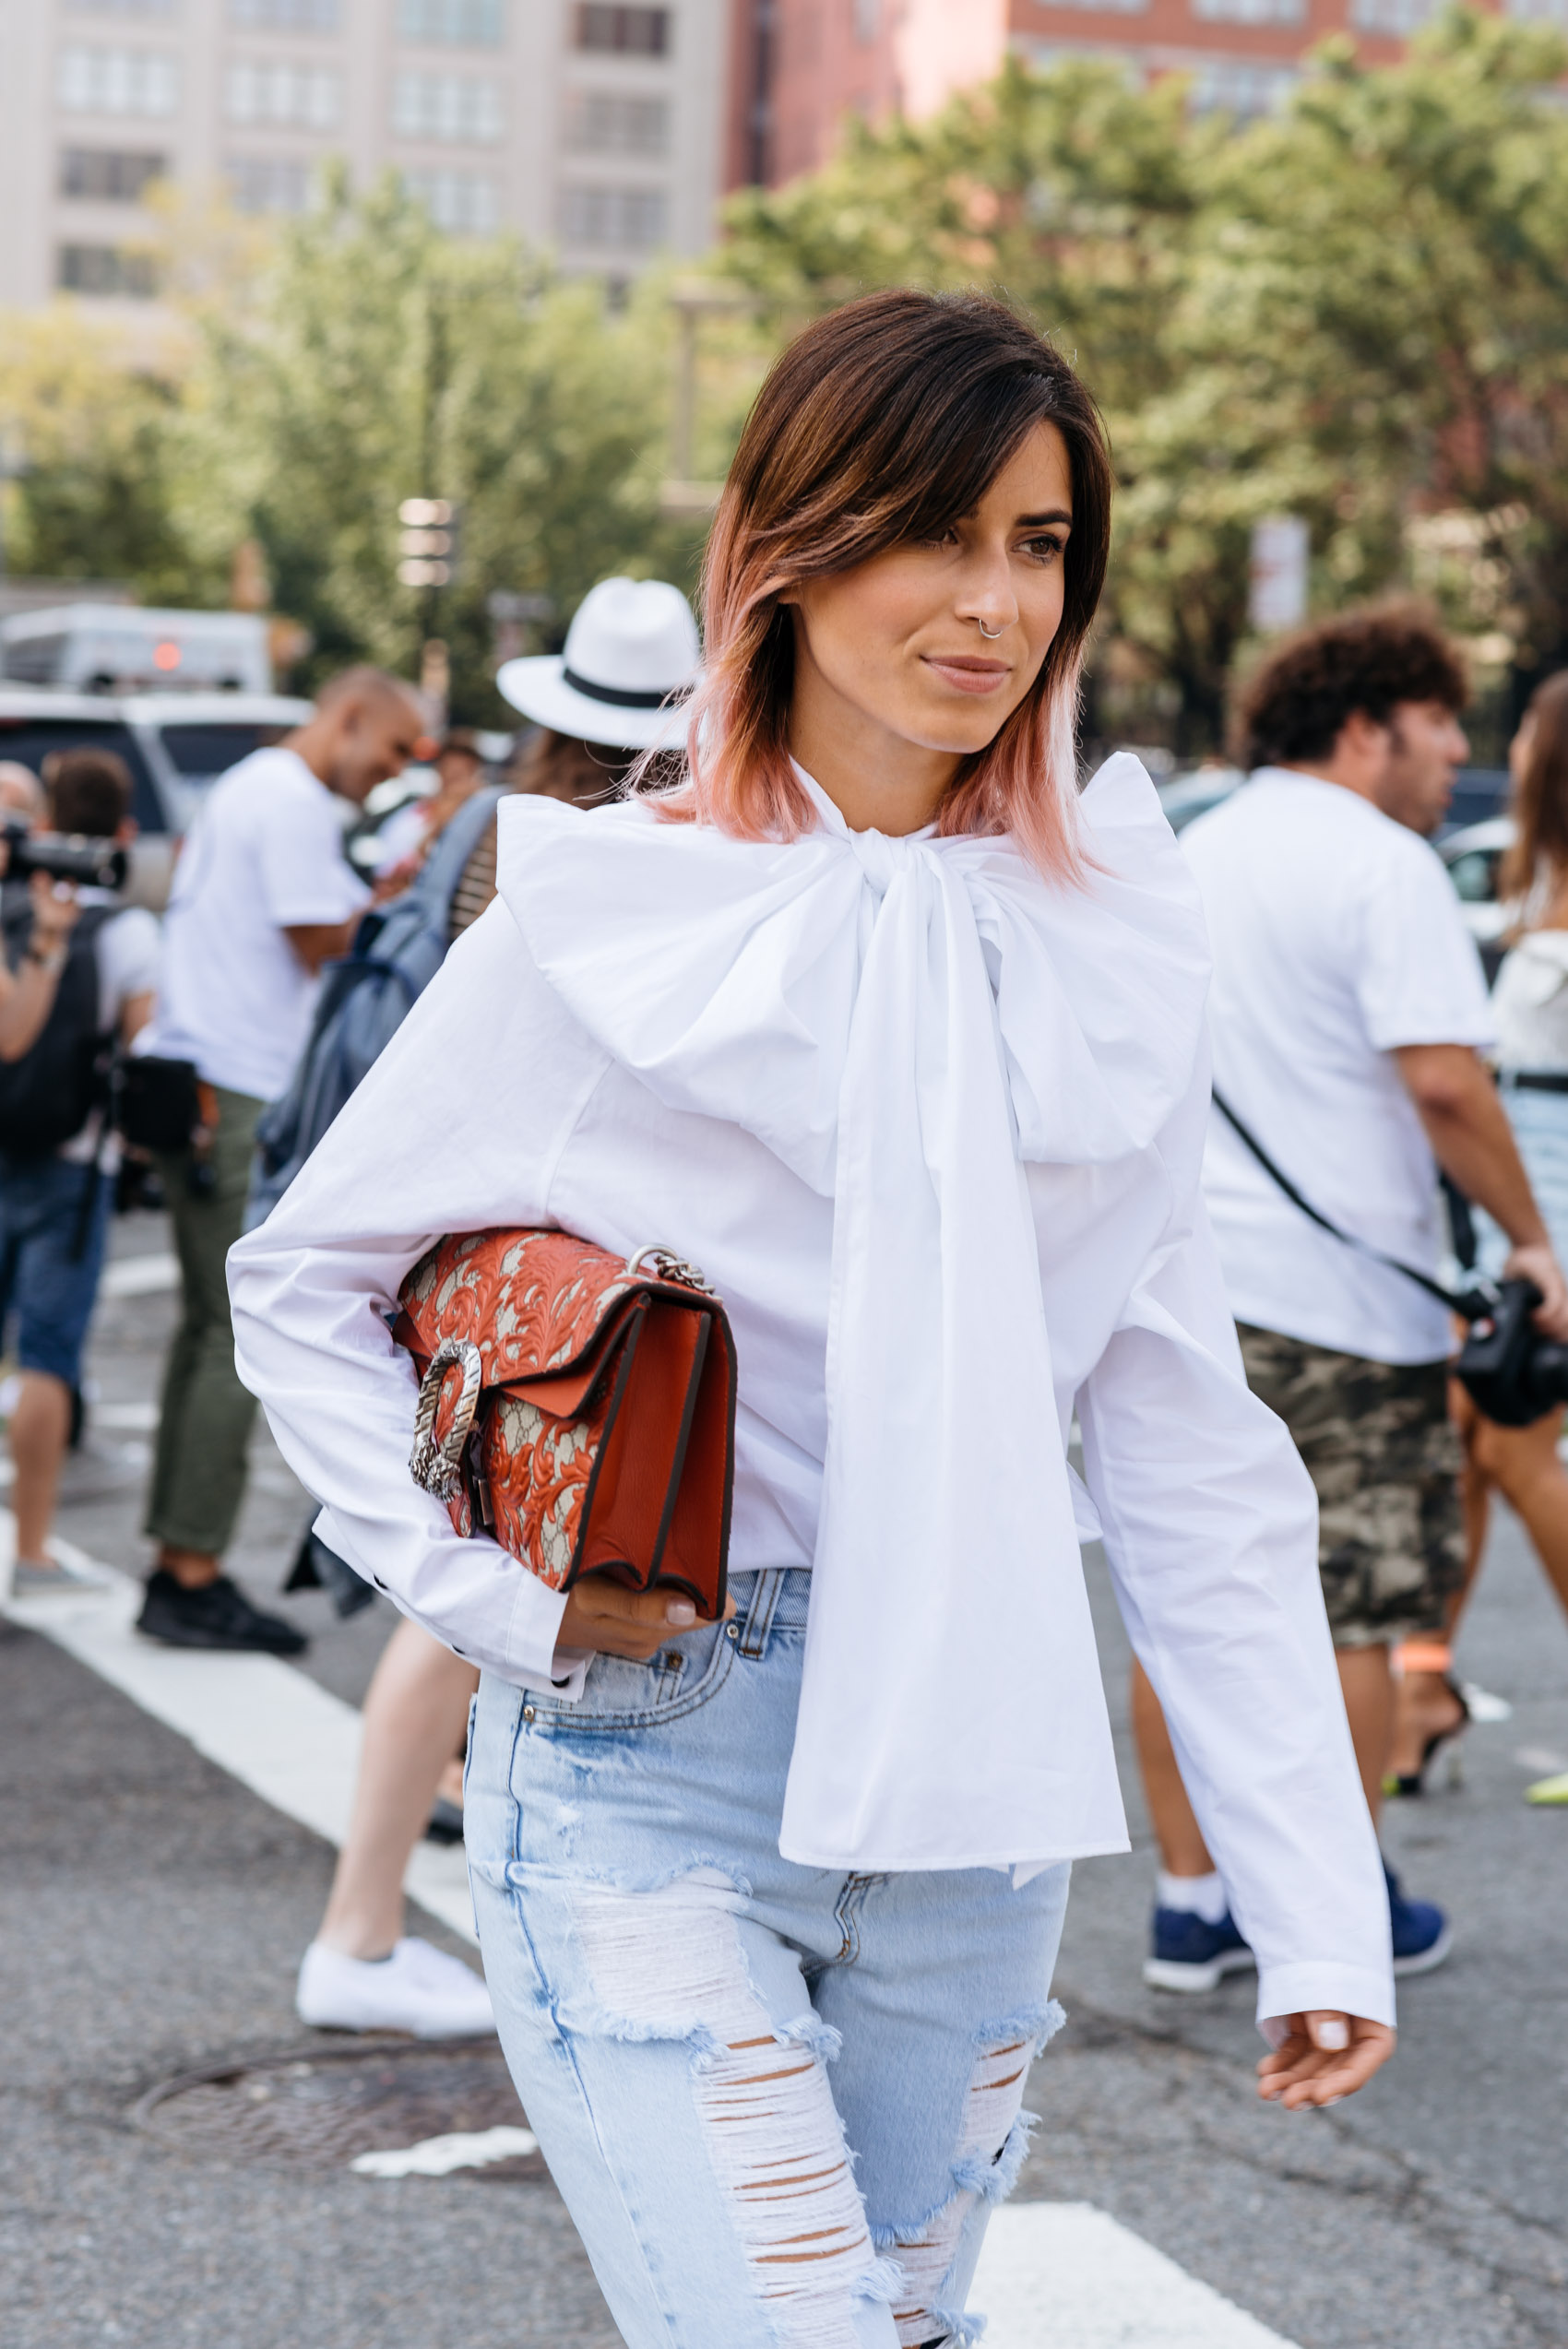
[{"x1": 737, "y1": 1567, "x2": 783, "y2": 1659}]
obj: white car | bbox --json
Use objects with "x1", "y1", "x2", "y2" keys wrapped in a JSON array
[
  {"x1": 0, "y1": 684, "x2": 313, "y2": 908},
  {"x1": 1437, "y1": 815, "x2": 1514, "y2": 959}
]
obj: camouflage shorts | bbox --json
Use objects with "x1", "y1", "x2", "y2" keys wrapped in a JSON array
[{"x1": 1237, "y1": 1324, "x2": 1465, "y2": 1649}]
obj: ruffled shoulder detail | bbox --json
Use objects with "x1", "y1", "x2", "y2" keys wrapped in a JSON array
[{"x1": 495, "y1": 752, "x2": 1210, "y2": 1182}]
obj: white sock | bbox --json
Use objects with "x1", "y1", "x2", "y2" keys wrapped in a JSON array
[{"x1": 1157, "y1": 1869, "x2": 1228, "y2": 1925}]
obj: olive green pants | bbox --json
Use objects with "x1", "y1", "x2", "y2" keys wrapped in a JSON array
[{"x1": 143, "y1": 1086, "x2": 265, "y2": 1558}]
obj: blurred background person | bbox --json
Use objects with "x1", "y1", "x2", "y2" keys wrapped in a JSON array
[
  {"x1": 0, "y1": 762, "x2": 46, "y2": 825},
  {"x1": 291, "y1": 576, "x2": 698, "y2": 2037},
  {"x1": 1392, "y1": 670, "x2": 1568, "y2": 1807},
  {"x1": 1132, "y1": 607, "x2": 1568, "y2": 1991},
  {"x1": 0, "y1": 750, "x2": 157, "y2": 1595},
  {"x1": 369, "y1": 727, "x2": 489, "y2": 886},
  {"x1": 135, "y1": 667, "x2": 421, "y2": 1655}
]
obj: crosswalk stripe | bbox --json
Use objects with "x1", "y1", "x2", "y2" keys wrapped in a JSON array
[
  {"x1": 973, "y1": 2201, "x2": 1301, "y2": 2346},
  {"x1": 0, "y1": 1531, "x2": 475, "y2": 1943}
]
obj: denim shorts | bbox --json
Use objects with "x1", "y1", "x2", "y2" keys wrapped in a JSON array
[
  {"x1": 465, "y1": 1567, "x2": 1072, "y2": 2349},
  {"x1": 0, "y1": 1153, "x2": 113, "y2": 1388}
]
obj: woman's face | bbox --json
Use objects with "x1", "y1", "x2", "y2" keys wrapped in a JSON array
[{"x1": 786, "y1": 421, "x2": 1075, "y2": 763}]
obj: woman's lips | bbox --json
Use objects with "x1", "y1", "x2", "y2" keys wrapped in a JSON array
[{"x1": 921, "y1": 654, "x2": 1011, "y2": 696}]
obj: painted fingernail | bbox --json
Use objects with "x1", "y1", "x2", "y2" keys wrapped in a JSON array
[
  {"x1": 1313, "y1": 2020, "x2": 1349, "y2": 2051},
  {"x1": 666, "y1": 1600, "x2": 696, "y2": 1625},
  {"x1": 1321, "y1": 2095, "x2": 1344, "y2": 2107}
]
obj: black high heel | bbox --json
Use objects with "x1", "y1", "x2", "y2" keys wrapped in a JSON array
[{"x1": 1384, "y1": 1672, "x2": 1470, "y2": 1797}]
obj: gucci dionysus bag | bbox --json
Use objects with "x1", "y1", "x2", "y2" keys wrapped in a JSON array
[{"x1": 392, "y1": 1228, "x2": 736, "y2": 1620}]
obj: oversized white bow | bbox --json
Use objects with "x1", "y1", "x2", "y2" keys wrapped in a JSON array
[{"x1": 498, "y1": 754, "x2": 1211, "y2": 1871}]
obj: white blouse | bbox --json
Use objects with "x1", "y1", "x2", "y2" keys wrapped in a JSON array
[
  {"x1": 1491, "y1": 929, "x2": 1568, "y2": 1073},
  {"x1": 228, "y1": 753, "x2": 1395, "y2": 2035}
]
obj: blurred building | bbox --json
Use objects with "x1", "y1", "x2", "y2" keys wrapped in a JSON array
[
  {"x1": 0, "y1": 0, "x2": 733, "y2": 322},
  {"x1": 731, "y1": 0, "x2": 1532, "y2": 187}
]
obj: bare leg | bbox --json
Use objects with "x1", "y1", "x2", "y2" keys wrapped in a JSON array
[
  {"x1": 1336, "y1": 1643, "x2": 1394, "y2": 1825},
  {"x1": 1394, "y1": 1392, "x2": 1568, "y2": 1777},
  {"x1": 1129, "y1": 1657, "x2": 1215, "y2": 1876},
  {"x1": 317, "y1": 1616, "x2": 481, "y2": 1960},
  {"x1": 1132, "y1": 1644, "x2": 1387, "y2": 1875},
  {"x1": 11, "y1": 1370, "x2": 71, "y2": 1564}
]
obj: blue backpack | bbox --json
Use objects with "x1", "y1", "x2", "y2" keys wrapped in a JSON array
[{"x1": 248, "y1": 786, "x2": 503, "y2": 1228}]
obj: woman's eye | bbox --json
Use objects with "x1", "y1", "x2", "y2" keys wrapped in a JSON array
[{"x1": 1020, "y1": 534, "x2": 1066, "y2": 564}]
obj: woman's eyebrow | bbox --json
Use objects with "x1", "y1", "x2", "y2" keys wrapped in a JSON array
[{"x1": 1016, "y1": 508, "x2": 1073, "y2": 528}]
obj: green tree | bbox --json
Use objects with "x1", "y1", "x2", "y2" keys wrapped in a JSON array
[{"x1": 182, "y1": 173, "x2": 700, "y2": 718}]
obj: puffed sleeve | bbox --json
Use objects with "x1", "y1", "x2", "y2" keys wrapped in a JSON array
[
  {"x1": 227, "y1": 900, "x2": 609, "y2": 1689},
  {"x1": 1075, "y1": 1086, "x2": 1396, "y2": 2035}
]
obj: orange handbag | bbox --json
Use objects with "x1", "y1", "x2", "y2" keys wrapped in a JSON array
[{"x1": 393, "y1": 1228, "x2": 736, "y2": 1621}]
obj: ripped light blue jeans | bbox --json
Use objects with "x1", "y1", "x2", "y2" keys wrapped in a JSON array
[{"x1": 465, "y1": 1567, "x2": 1072, "y2": 2349}]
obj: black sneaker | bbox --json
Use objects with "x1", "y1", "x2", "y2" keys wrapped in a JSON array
[{"x1": 137, "y1": 1568, "x2": 308, "y2": 1655}]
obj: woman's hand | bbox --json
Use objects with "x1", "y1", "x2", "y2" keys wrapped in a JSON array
[
  {"x1": 1257, "y1": 2012, "x2": 1395, "y2": 2110},
  {"x1": 28, "y1": 872, "x2": 80, "y2": 954},
  {"x1": 557, "y1": 1576, "x2": 736, "y2": 1661}
]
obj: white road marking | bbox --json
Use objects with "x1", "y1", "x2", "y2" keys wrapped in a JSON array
[
  {"x1": 99, "y1": 1252, "x2": 180, "y2": 1299},
  {"x1": 89, "y1": 1399, "x2": 162, "y2": 1431},
  {"x1": 973, "y1": 2202, "x2": 1301, "y2": 2347},
  {"x1": 4, "y1": 1524, "x2": 1306, "y2": 2345},
  {"x1": 0, "y1": 1526, "x2": 476, "y2": 1945},
  {"x1": 350, "y1": 2126, "x2": 540, "y2": 2179}
]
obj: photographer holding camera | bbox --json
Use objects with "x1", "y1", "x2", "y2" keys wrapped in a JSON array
[
  {"x1": 1131, "y1": 607, "x2": 1568, "y2": 1993},
  {"x1": 0, "y1": 748, "x2": 158, "y2": 1595}
]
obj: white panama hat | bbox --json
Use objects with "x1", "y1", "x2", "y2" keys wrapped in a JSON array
[{"x1": 497, "y1": 575, "x2": 700, "y2": 751}]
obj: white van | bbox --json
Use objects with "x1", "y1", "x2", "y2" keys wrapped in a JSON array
[{"x1": 0, "y1": 604, "x2": 272, "y2": 695}]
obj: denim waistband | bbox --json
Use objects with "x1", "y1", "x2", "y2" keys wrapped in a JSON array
[{"x1": 726, "y1": 1567, "x2": 811, "y2": 1659}]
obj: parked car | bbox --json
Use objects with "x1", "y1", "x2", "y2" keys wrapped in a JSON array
[
  {"x1": 1157, "y1": 763, "x2": 1511, "y2": 843},
  {"x1": 0, "y1": 685, "x2": 313, "y2": 908},
  {"x1": 1437, "y1": 815, "x2": 1515, "y2": 974},
  {"x1": 0, "y1": 603, "x2": 273, "y2": 695}
]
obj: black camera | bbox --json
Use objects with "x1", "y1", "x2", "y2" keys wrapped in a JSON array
[
  {"x1": 0, "y1": 816, "x2": 128, "y2": 895},
  {"x1": 1455, "y1": 1277, "x2": 1568, "y2": 1428}
]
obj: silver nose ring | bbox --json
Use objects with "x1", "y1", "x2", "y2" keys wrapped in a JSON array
[{"x1": 976, "y1": 619, "x2": 1004, "y2": 640}]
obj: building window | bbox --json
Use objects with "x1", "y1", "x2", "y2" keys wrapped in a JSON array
[
  {"x1": 1347, "y1": 0, "x2": 1433, "y2": 25},
  {"x1": 229, "y1": 0, "x2": 339, "y2": 25},
  {"x1": 225, "y1": 153, "x2": 314, "y2": 211},
  {"x1": 65, "y1": 1, "x2": 177, "y2": 18},
  {"x1": 57, "y1": 242, "x2": 160, "y2": 296},
  {"x1": 391, "y1": 71, "x2": 505, "y2": 141},
  {"x1": 398, "y1": 0, "x2": 505, "y2": 42},
  {"x1": 225, "y1": 61, "x2": 341, "y2": 127},
  {"x1": 60, "y1": 146, "x2": 168, "y2": 199},
  {"x1": 572, "y1": 6, "x2": 671, "y2": 56},
  {"x1": 564, "y1": 91, "x2": 669, "y2": 154},
  {"x1": 559, "y1": 183, "x2": 668, "y2": 247},
  {"x1": 402, "y1": 169, "x2": 500, "y2": 231},
  {"x1": 1194, "y1": 0, "x2": 1303, "y2": 18},
  {"x1": 57, "y1": 46, "x2": 180, "y2": 114},
  {"x1": 1188, "y1": 58, "x2": 1297, "y2": 112}
]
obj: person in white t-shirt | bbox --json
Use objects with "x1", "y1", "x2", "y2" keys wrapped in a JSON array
[
  {"x1": 1134, "y1": 606, "x2": 1568, "y2": 1991},
  {"x1": 0, "y1": 749, "x2": 159, "y2": 1596},
  {"x1": 136, "y1": 667, "x2": 422, "y2": 1655}
]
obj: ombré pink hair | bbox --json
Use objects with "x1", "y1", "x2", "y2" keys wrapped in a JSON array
[{"x1": 646, "y1": 290, "x2": 1113, "y2": 880}]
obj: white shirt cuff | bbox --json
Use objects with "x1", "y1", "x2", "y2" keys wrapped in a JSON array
[
  {"x1": 503, "y1": 1568, "x2": 587, "y2": 1700},
  {"x1": 1256, "y1": 1962, "x2": 1396, "y2": 2042}
]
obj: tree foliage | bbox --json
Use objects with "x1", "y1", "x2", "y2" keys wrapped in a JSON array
[{"x1": 723, "y1": 12, "x2": 1568, "y2": 753}]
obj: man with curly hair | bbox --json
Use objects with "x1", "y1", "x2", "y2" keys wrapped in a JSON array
[{"x1": 1133, "y1": 604, "x2": 1568, "y2": 1991}]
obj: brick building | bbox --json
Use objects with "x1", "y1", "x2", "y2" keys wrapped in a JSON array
[{"x1": 730, "y1": 0, "x2": 1528, "y2": 189}]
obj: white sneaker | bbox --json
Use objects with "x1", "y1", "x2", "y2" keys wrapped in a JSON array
[{"x1": 296, "y1": 1937, "x2": 496, "y2": 2038}]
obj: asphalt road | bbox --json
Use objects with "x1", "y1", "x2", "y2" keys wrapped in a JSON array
[{"x1": 3, "y1": 1210, "x2": 1565, "y2": 2349}]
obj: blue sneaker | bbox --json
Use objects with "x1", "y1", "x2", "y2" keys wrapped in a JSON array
[
  {"x1": 1143, "y1": 1905, "x2": 1256, "y2": 1993},
  {"x1": 1384, "y1": 1860, "x2": 1453, "y2": 1975}
]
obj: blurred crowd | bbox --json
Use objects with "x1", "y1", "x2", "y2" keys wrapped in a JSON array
[{"x1": 3, "y1": 582, "x2": 1566, "y2": 2042}]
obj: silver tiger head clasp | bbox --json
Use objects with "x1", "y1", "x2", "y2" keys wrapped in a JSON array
[
  {"x1": 626, "y1": 1243, "x2": 717, "y2": 1298},
  {"x1": 410, "y1": 1336, "x2": 485, "y2": 1500}
]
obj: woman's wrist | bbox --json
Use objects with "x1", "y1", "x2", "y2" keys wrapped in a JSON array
[{"x1": 24, "y1": 938, "x2": 68, "y2": 973}]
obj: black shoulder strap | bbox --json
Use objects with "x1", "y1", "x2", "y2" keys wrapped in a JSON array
[{"x1": 1211, "y1": 1086, "x2": 1490, "y2": 1321}]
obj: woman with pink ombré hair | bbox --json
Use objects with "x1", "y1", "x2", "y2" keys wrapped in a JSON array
[{"x1": 232, "y1": 291, "x2": 1394, "y2": 2349}]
